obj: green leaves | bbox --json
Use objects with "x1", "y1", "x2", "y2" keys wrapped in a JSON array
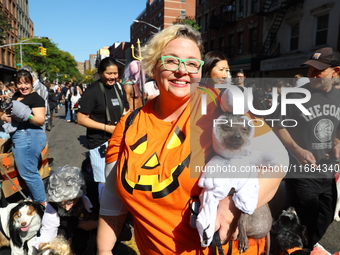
[
  {"x1": 173, "y1": 16, "x2": 201, "y2": 31},
  {"x1": 14, "y1": 37, "x2": 82, "y2": 82}
]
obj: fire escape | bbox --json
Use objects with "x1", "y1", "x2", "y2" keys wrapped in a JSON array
[
  {"x1": 209, "y1": 8, "x2": 236, "y2": 33},
  {"x1": 257, "y1": 0, "x2": 304, "y2": 58},
  {"x1": 207, "y1": 1, "x2": 237, "y2": 57}
]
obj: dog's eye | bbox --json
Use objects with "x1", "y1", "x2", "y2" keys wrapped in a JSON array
[{"x1": 221, "y1": 125, "x2": 231, "y2": 131}]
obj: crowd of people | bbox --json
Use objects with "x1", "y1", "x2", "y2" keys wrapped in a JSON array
[{"x1": 0, "y1": 23, "x2": 340, "y2": 255}]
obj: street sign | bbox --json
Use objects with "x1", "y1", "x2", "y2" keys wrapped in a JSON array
[{"x1": 16, "y1": 63, "x2": 21, "y2": 66}]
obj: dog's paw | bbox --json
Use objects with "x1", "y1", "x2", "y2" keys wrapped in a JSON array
[
  {"x1": 334, "y1": 212, "x2": 340, "y2": 221},
  {"x1": 238, "y1": 241, "x2": 249, "y2": 254},
  {"x1": 334, "y1": 205, "x2": 340, "y2": 221},
  {"x1": 238, "y1": 235, "x2": 249, "y2": 254}
]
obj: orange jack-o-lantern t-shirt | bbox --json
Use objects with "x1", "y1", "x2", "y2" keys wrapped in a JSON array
[{"x1": 106, "y1": 90, "x2": 266, "y2": 255}]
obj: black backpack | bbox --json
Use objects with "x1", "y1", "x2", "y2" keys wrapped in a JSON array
[{"x1": 48, "y1": 89, "x2": 59, "y2": 110}]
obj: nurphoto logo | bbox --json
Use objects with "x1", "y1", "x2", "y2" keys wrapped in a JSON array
[{"x1": 201, "y1": 83, "x2": 312, "y2": 117}]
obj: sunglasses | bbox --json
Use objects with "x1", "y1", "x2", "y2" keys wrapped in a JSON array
[{"x1": 58, "y1": 198, "x2": 78, "y2": 206}]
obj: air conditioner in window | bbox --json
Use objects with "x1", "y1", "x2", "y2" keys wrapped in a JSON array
[{"x1": 223, "y1": 5, "x2": 233, "y2": 12}]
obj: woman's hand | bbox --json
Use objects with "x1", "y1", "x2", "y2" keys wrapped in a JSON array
[
  {"x1": 105, "y1": 124, "x2": 116, "y2": 134},
  {"x1": 1, "y1": 113, "x2": 12, "y2": 123},
  {"x1": 78, "y1": 112, "x2": 116, "y2": 134},
  {"x1": 215, "y1": 195, "x2": 241, "y2": 244}
]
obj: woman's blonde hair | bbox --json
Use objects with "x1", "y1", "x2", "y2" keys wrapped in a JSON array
[{"x1": 141, "y1": 24, "x2": 203, "y2": 77}]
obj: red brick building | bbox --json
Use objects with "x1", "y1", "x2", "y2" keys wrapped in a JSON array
[
  {"x1": 130, "y1": 0, "x2": 196, "y2": 46},
  {"x1": 0, "y1": 0, "x2": 33, "y2": 82},
  {"x1": 196, "y1": 0, "x2": 307, "y2": 77}
]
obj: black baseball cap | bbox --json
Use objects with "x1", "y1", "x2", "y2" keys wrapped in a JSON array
[{"x1": 301, "y1": 47, "x2": 340, "y2": 70}]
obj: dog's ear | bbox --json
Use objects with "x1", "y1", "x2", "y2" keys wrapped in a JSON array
[
  {"x1": 26, "y1": 201, "x2": 45, "y2": 217},
  {"x1": 8, "y1": 203, "x2": 24, "y2": 248},
  {"x1": 35, "y1": 203, "x2": 46, "y2": 218}
]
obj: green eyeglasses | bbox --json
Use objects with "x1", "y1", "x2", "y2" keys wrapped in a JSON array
[{"x1": 159, "y1": 56, "x2": 204, "y2": 74}]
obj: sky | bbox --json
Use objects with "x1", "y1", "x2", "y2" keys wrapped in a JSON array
[{"x1": 29, "y1": 0, "x2": 147, "y2": 63}]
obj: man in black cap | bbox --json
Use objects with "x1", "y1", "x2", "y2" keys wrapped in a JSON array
[{"x1": 272, "y1": 47, "x2": 340, "y2": 249}]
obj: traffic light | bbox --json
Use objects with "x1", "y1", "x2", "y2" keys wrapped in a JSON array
[
  {"x1": 38, "y1": 47, "x2": 47, "y2": 56},
  {"x1": 38, "y1": 47, "x2": 43, "y2": 55}
]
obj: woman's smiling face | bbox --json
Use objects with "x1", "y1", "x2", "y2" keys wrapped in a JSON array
[
  {"x1": 100, "y1": 65, "x2": 119, "y2": 86},
  {"x1": 153, "y1": 38, "x2": 202, "y2": 100},
  {"x1": 16, "y1": 77, "x2": 33, "y2": 96},
  {"x1": 210, "y1": 60, "x2": 230, "y2": 84}
]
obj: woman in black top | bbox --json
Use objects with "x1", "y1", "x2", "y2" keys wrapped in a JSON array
[
  {"x1": 0, "y1": 70, "x2": 47, "y2": 204},
  {"x1": 77, "y1": 57, "x2": 129, "y2": 184}
]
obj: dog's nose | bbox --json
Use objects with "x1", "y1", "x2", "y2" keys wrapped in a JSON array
[
  {"x1": 287, "y1": 206, "x2": 297, "y2": 214},
  {"x1": 21, "y1": 222, "x2": 27, "y2": 227},
  {"x1": 233, "y1": 134, "x2": 242, "y2": 141}
]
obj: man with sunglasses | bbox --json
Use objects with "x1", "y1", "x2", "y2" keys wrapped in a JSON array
[{"x1": 272, "y1": 47, "x2": 340, "y2": 249}]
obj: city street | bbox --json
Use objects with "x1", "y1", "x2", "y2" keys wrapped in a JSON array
[
  {"x1": 4, "y1": 105, "x2": 340, "y2": 254},
  {"x1": 4, "y1": 106, "x2": 139, "y2": 255},
  {"x1": 46, "y1": 106, "x2": 140, "y2": 255}
]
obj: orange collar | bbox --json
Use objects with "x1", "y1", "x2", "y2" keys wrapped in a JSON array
[{"x1": 280, "y1": 247, "x2": 303, "y2": 254}]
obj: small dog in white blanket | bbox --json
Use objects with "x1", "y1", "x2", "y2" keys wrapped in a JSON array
[{"x1": 196, "y1": 112, "x2": 277, "y2": 253}]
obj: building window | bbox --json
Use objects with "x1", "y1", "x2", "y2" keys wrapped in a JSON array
[
  {"x1": 251, "y1": 0, "x2": 259, "y2": 14},
  {"x1": 219, "y1": 37, "x2": 224, "y2": 52},
  {"x1": 290, "y1": 23, "x2": 299, "y2": 51},
  {"x1": 181, "y1": 0, "x2": 186, "y2": 2},
  {"x1": 197, "y1": 17, "x2": 202, "y2": 31},
  {"x1": 315, "y1": 14, "x2": 328, "y2": 46},
  {"x1": 204, "y1": 42, "x2": 208, "y2": 53},
  {"x1": 238, "y1": 0, "x2": 244, "y2": 18},
  {"x1": 249, "y1": 28, "x2": 257, "y2": 53},
  {"x1": 203, "y1": 13, "x2": 208, "y2": 32},
  {"x1": 238, "y1": 32, "x2": 243, "y2": 54},
  {"x1": 210, "y1": 40, "x2": 215, "y2": 51},
  {"x1": 229, "y1": 34, "x2": 234, "y2": 57},
  {"x1": 180, "y1": 10, "x2": 186, "y2": 19}
]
